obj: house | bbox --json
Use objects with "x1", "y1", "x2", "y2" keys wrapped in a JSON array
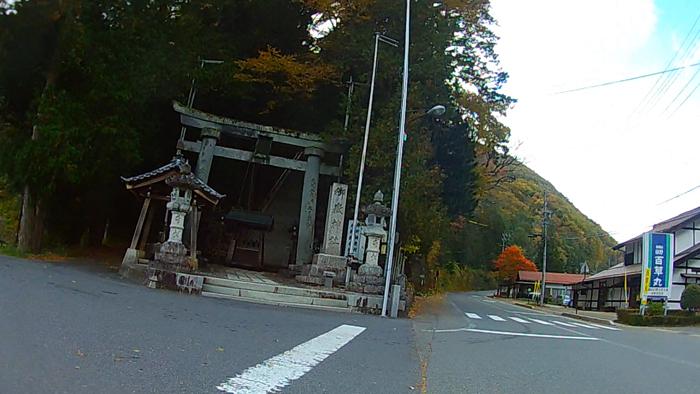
[
  {"x1": 498, "y1": 270, "x2": 584, "y2": 302},
  {"x1": 574, "y1": 206, "x2": 700, "y2": 311}
]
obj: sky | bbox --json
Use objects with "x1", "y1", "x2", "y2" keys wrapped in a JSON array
[{"x1": 490, "y1": 0, "x2": 700, "y2": 243}]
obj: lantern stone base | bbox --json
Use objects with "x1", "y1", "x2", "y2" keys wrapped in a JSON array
[
  {"x1": 154, "y1": 241, "x2": 190, "y2": 272},
  {"x1": 296, "y1": 253, "x2": 347, "y2": 286},
  {"x1": 358, "y1": 263, "x2": 383, "y2": 277},
  {"x1": 347, "y1": 271, "x2": 385, "y2": 294}
]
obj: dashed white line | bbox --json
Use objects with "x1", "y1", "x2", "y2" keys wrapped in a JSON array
[
  {"x1": 457, "y1": 328, "x2": 599, "y2": 341},
  {"x1": 509, "y1": 317, "x2": 531, "y2": 324},
  {"x1": 581, "y1": 322, "x2": 621, "y2": 331},
  {"x1": 570, "y1": 322, "x2": 599, "y2": 329},
  {"x1": 551, "y1": 321, "x2": 577, "y2": 328},
  {"x1": 465, "y1": 313, "x2": 482, "y2": 319},
  {"x1": 216, "y1": 324, "x2": 366, "y2": 393},
  {"x1": 488, "y1": 315, "x2": 506, "y2": 321},
  {"x1": 529, "y1": 318, "x2": 554, "y2": 326}
]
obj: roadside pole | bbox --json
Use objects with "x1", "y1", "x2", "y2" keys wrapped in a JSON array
[{"x1": 540, "y1": 191, "x2": 549, "y2": 306}]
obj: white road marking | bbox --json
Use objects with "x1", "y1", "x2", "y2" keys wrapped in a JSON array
[
  {"x1": 528, "y1": 318, "x2": 554, "y2": 325},
  {"x1": 465, "y1": 313, "x2": 482, "y2": 319},
  {"x1": 509, "y1": 317, "x2": 531, "y2": 323},
  {"x1": 482, "y1": 299, "x2": 496, "y2": 303},
  {"x1": 430, "y1": 328, "x2": 599, "y2": 340},
  {"x1": 570, "y1": 322, "x2": 599, "y2": 329},
  {"x1": 216, "y1": 324, "x2": 366, "y2": 393},
  {"x1": 488, "y1": 315, "x2": 506, "y2": 321},
  {"x1": 582, "y1": 322, "x2": 621, "y2": 331},
  {"x1": 551, "y1": 321, "x2": 577, "y2": 328}
]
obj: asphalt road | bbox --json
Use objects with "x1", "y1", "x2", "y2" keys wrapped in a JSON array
[
  {"x1": 2, "y1": 256, "x2": 699, "y2": 394},
  {"x1": 413, "y1": 291, "x2": 700, "y2": 393},
  {"x1": 0, "y1": 256, "x2": 418, "y2": 393}
]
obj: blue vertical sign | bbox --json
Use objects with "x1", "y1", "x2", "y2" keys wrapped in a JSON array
[{"x1": 641, "y1": 232, "x2": 673, "y2": 300}]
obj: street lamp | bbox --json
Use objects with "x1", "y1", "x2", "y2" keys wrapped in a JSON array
[
  {"x1": 380, "y1": 0, "x2": 448, "y2": 317},
  {"x1": 379, "y1": 103, "x2": 445, "y2": 316},
  {"x1": 346, "y1": 33, "x2": 398, "y2": 284}
]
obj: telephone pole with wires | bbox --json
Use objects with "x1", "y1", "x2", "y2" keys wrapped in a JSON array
[{"x1": 540, "y1": 191, "x2": 553, "y2": 306}]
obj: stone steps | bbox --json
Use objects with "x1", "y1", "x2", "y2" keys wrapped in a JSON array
[
  {"x1": 201, "y1": 276, "x2": 352, "y2": 311},
  {"x1": 201, "y1": 291, "x2": 352, "y2": 313}
]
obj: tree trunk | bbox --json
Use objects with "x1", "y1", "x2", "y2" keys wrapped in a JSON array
[
  {"x1": 16, "y1": 2, "x2": 74, "y2": 253},
  {"x1": 17, "y1": 185, "x2": 44, "y2": 253}
]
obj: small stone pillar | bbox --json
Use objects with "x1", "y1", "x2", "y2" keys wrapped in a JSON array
[
  {"x1": 295, "y1": 147, "x2": 323, "y2": 266},
  {"x1": 196, "y1": 127, "x2": 221, "y2": 183}
]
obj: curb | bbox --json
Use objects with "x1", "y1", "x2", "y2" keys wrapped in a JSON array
[
  {"x1": 514, "y1": 302, "x2": 534, "y2": 310},
  {"x1": 562, "y1": 312, "x2": 616, "y2": 326}
]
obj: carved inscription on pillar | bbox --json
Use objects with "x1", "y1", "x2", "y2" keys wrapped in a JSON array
[{"x1": 322, "y1": 183, "x2": 348, "y2": 255}]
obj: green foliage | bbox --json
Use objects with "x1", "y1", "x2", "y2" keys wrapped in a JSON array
[
  {"x1": 681, "y1": 284, "x2": 700, "y2": 311},
  {"x1": 437, "y1": 264, "x2": 496, "y2": 293},
  {"x1": 647, "y1": 301, "x2": 665, "y2": 316},
  {"x1": 617, "y1": 308, "x2": 700, "y2": 326},
  {"x1": 446, "y1": 161, "x2": 618, "y2": 273},
  {"x1": 0, "y1": 177, "x2": 19, "y2": 243}
]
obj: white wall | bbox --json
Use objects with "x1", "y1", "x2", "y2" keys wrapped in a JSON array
[{"x1": 675, "y1": 228, "x2": 694, "y2": 253}]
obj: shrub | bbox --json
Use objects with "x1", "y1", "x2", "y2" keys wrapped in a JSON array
[
  {"x1": 681, "y1": 284, "x2": 700, "y2": 312},
  {"x1": 647, "y1": 301, "x2": 665, "y2": 316},
  {"x1": 617, "y1": 307, "x2": 700, "y2": 326}
]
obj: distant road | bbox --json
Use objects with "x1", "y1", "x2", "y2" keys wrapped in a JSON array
[{"x1": 413, "y1": 291, "x2": 700, "y2": 393}]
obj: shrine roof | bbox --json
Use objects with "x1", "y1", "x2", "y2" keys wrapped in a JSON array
[{"x1": 121, "y1": 156, "x2": 224, "y2": 205}]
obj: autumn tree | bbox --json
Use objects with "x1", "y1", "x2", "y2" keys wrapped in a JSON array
[{"x1": 493, "y1": 245, "x2": 537, "y2": 283}]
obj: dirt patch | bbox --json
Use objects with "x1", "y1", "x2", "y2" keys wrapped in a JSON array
[{"x1": 408, "y1": 293, "x2": 445, "y2": 319}]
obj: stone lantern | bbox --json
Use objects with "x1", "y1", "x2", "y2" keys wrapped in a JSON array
[{"x1": 348, "y1": 190, "x2": 391, "y2": 294}]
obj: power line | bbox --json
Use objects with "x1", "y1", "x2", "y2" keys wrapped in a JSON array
[
  {"x1": 657, "y1": 183, "x2": 700, "y2": 206},
  {"x1": 554, "y1": 61, "x2": 700, "y2": 94},
  {"x1": 663, "y1": 65, "x2": 700, "y2": 114},
  {"x1": 667, "y1": 77, "x2": 700, "y2": 118},
  {"x1": 633, "y1": 11, "x2": 700, "y2": 116}
]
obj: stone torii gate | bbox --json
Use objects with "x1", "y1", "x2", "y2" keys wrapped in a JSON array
[{"x1": 172, "y1": 101, "x2": 344, "y2": 267}]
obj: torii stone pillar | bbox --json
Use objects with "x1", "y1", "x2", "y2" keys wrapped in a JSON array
[
  {"x1": 196, "y1": 127, "x2": 220, "y2": 183},
  {"x1": 295, "y1": 147, "x2": 323, "y2": 265}
]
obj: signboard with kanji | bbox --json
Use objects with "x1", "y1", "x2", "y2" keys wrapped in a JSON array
[{"x1": 641, "y1": 232, "x2": 673, "y2": 301}]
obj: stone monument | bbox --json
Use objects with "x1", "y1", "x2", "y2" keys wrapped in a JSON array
[
  {"x1": 348, "y1": 190, "x2": 390, "y2": 294},
  {"x1": 296, "y1": 182, "x2": 348, "y2": 285}
]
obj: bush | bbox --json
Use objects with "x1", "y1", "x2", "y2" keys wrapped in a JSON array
[
  {"x1": 647, "y1": 301, "x2": 665, "y2": 316},
  {"x1": 616, "y1": 308, "x2": 700, "y2": 326},
  {"x1": 681, "y1": 284, "x2": 700, "y2": 311},
  {"x1": 436, "y1": 265, "x2": 497, "y2": 292}
]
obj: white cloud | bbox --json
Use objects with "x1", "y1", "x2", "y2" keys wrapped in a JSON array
[{"x1": 490, "y1": 0, "x2": 700, "y2": 242}]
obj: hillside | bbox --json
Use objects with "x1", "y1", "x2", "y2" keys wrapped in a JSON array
[{"x1": 451, "y1": 161, "x2": 618, "y2": 275}]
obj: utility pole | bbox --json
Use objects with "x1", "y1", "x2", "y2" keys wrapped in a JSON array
[
  {"x1": 501, "y1": 232, "x2": 511, "y2": 251},
  {"x1": 540, "y1": 191, "x2": 551, "y2": 306},
  {"x1": 382, "y1": 0, "x2": 411, "y2": 317}
]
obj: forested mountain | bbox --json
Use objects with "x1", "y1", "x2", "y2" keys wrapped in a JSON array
[{"x1": 443, "y1": 160, "x2": 619, "y2": 274}]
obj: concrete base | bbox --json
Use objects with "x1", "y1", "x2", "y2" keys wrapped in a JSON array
[
  {"x1": 296, "y1": 253, "x2": 347, "y2": 285},
  {"x1": 346, "y1": 282, "x2": 385, "y2": 295},
  {"x1": 119, "y1": 261, "x2": 148, "y2": 284}
]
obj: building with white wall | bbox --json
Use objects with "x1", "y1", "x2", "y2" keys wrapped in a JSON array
[{"x1": 575, "y1": 206, "x2": 700, "y2": 311}]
